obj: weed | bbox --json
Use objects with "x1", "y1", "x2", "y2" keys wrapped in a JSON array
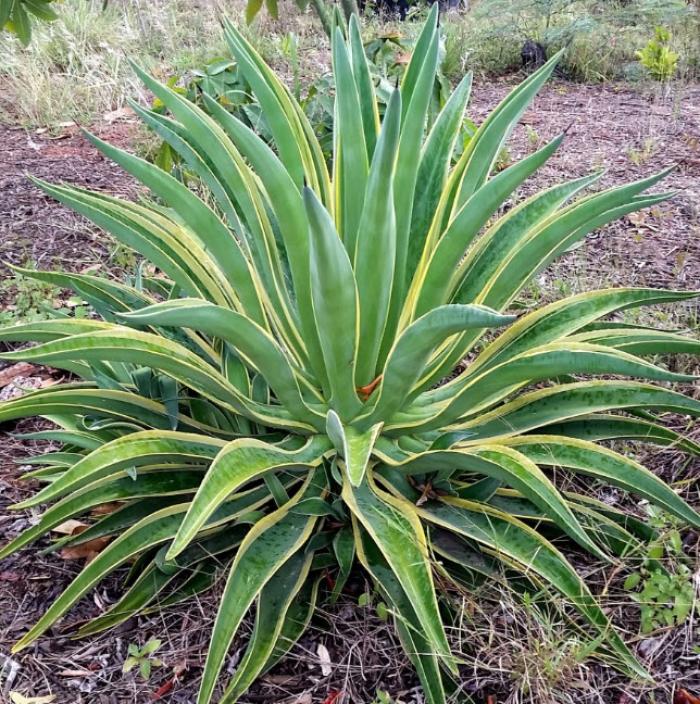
[
  {"x1": 623, "y1": 507, "x2": 696, "y2": 634},
  {"x1": 122, "y1": 638, "x2": 163, "y2": 680},
  {"x1": 627, "y1": 137, "x2": 657, "y2": 166},
  {"x1": 0, "y1": 272, "x2": 62, "y2": 324}
]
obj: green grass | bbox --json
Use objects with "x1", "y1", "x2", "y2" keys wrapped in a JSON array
[
  {"x1": 0, "y1": 0, "x2": 255, "y2": 127},
  {"x1": 440, "y1": 0, "x2": 700, "y2": 82},
  {"x1": 2, "y1": 0, "x2": 699, "y2": 128}
]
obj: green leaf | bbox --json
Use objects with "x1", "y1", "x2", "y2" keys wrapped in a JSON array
[
  {"x1": 355, "y1": 526, "x2": 447, "y2": 704},
  {"x1": 120, "y1": 299, "x2": 322, "y2": 428},
  {"x1": 220, "y1": 551, "x2": 312, "y2": 703},
  {"x1": 415, "y1": 496, "x2": 648, "y2": 679},
  {"x1": 166, "y1": 435, "x2": 330, "y2": 559},
  {"x1": 304, "y1": 187, "x2": 362, "y2": 419},
  {"x1": 11, "y1": 431, "x2": 223, "y2": 509},
  {"x1": 343, "y1": 474, "x2": 455, "y2": 672},
  {"x1": 503, "y1": 435, "x2": 700, "y2": 528},
  {"x1": 12, "y1": 496, "x2": 257, "y2": 653},
  {"x1": 453, "y1": 381, "x2": 700, "y2": 441},
  {"x1": 390, "y1": 444, "x2": 609, "y2": 560},
  {"x1": 332, "y1": 25, "x2": 369, "y2": 249},
  {"x1": 361, "y1": 304, "x2": 515, "y2": 427},
  {"x1": 624, "y1": 573, "x2": 641, "y2": 590},
  {"x1": 326, "y1": 410, "x2": 382, "y2": 486},
  {"x1": 353, "y1": 88, "x2": 400, "y2": 384},
  {"x1": 197, "y1": 468, "x2": 326, "y2": 704}
]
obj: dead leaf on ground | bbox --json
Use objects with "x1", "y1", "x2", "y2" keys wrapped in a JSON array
[
  {"x1": 0, "y1": 570, "x2": 22, "y2": 582},
  {"x1": 52, "y1": 519, "x2": 87, "y2": 535},
  {"x1": 675, "y1": 690, "x2": 700, "y2": 704},
  {"x1": 103, "y1": 106, "x2": 134, "y2": 123},
  {"x1": 57, "y1": 668, "x2": 94, "y2": 677},
  {"x1": 316, "y1": 643, "x2": 332, "y2": 676},
  {"x1": 9, "y1": 693, "x2": 56, "y2": 704},
  {"x1": 0, "y1": 363, "x2": 38, "y2": 388},
  {"x1": 90, "y1": 502, "x2": 123, "y2": 516},
  {"x1": 60, "y1": 535, "x2": 111, "y2": 563}
]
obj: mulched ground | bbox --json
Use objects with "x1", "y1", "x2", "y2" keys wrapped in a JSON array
[{"x1": 0, "y1": 77, "x2": 699, "y2": 703}]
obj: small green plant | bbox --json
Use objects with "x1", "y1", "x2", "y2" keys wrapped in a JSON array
[
  {"x1": 122, "y1": 638, "x2": 163, "y2": 680},
  {"x1": 525, "y1": 124, "x2": 540, "y2": 148},
  {"x1": 623, "y1": 507, "x2": 695, "y2": 633},
  {"x1": 627, "y1": 137, "x2": 657, "y2": 166},
  {"x1": 372, "y1": 691, "x2": 396, "y2": 704},
  {"x1": 279, "y1": 32, "x2": 302, "y2": 101},
  {"x1": 636, "y1": 27, "x2": 679, "y2": 81},
  {"x1": 0, "y1": 272, "x2": 65, "y2": 325}
]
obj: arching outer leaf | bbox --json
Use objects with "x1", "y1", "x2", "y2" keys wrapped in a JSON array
[
  {"x1": 11, "y1": 493, "x2": 260, "y2": 654},
  {"x1": 166, "y1": 436, "x2": 331, "y2": 560},
  {"x1": 197, "y1": 468, "x2": 326, "y2": 704},
  {"x1": 11, "y1": 431, "x2": 224, "y2": 509},
  {"x1": 221, "y1": 551, "x2": 312, "y2": 703},
  {"x1": 479, "y1": 171, "x2": 673, "y2": 312},
  {"x1": 262, "y1": 574, "x2": 321, "y2": 673},
  {"x1": 536, "y1": 413, "x2": 700, "y2": 455},
  {"x1": 120, "y1": 299, "x2": 322, "y2": 428},
  {"x1": 570, "y1": 328, "x2": 700, "y2": 356},
  {"x1": 473, "y1": 288, "x2": 700, "y2": 374},
  {"x1": 0, "y1": 468, "x2": 203, "y2": 560},
  {"x1": 415, "y1": 497, "x2": 648, "y2": 679},
  {"x1": 77, "y1": 527, "x2": 244, "y2": 637},
  {"x1": 387, "y1": 445, "x2": 608, "y2": 561},
  {"x1": 422, "y1": 341, "x2": 697, "y2": 427},
  {"x1": 326, "y1": 410, "x2": 382, "y2": 486},
  {"x1": 0, "y1": 328, "x2": 308, "y2": 431},
  {"x1": 342, "y1": 474, "x2": 455, "y2": 672},
  {"x1": 0, "y1": 384, "x2": 227, "y2": 436},
  {"x1": 450, "y1": 381, "x2": 700, "y2": 442},
  {"x1": 354, "y1": 526, "x2": 447, "y2": 704},
  {"x1": 83, "y1": 131, "x2": 266, "y2": 327},
  {"x1": 502, "y1": 435, "x2": 700, "y2": 528},
  {"x1": 0, "y1": 317, "x2": 113, "y2": 343}
]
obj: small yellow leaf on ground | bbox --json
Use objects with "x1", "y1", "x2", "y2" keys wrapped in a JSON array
[{"x1": 9, "y1": 693, "x2": 56, "y2": 704}]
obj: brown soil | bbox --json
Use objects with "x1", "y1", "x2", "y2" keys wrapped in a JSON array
[{"x1": 0, "y1": 80, "x2": 699, "y2": 704}]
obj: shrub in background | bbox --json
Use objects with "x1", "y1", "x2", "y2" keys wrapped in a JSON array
[
  {"x1": 636, "y1": 26, "x2": 679, "y2": 80},
  {"x1": 1, "y1": 8, "x2": 700, "y2": 704},
  {"x1": 0, "y1": 0, "x2": 58, "y2": 45},
  {"x1": 443, "y1": 0, "x2": 699, "y2": 81}
]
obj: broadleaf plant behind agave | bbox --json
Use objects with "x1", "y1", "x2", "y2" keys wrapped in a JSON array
[{"x1": 1, "y1": 7, "x2": 699, "y2": 703}]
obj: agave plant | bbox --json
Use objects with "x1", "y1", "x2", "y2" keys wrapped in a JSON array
[{"x1": 2, "y1": 8, "x2": 699, "y2": 703}]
